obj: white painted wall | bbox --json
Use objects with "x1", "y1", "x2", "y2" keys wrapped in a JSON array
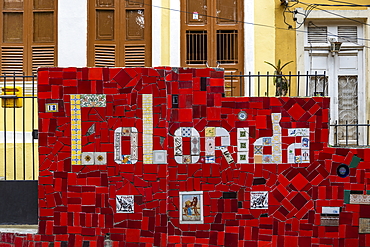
[
  {"x1": 170, "y1": 0, "x2": 181, "y2": 67},
  {"x1": 58, "y1": 0, "x2": 87, "y2": 67},
  {"x1": 244, "y1": 0, "x2": 254, "y2": 74},
  {"x1": 152, "y1": 0, "x2": 162, "y2": 67},
  {"x1": 244, "y1": 0, "x2": 255, "y2": 95}
]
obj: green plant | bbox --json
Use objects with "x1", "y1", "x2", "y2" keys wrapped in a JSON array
[{"x1": 264, "y1": 59, "x2": 293, "y2": 96}]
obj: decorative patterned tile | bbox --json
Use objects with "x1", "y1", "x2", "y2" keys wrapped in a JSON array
[
  {"x1": 191, "y1": 137, "x2": 200, "y2": 155},
  {"x1": 221, "y1": 147, "x2": 234, "y2": 164},
  {"x1": 174, "y1": 137, "x2": 182, "y2": 156},
  {"x1": 116, "y1": 195, "x2": 134, "y2": 213},
  {"x1": 237, "y1": 152, "x2": 249, "y2": 164},
  {"x1": 238, "y1": 140, "x2": 248, "y2": 151},
  {"x1": 82, "y1": 152, "x2": 94, "y2": 165},
  {"x1": 205, "y1": 127, "x2": 215, "y2": 137},
  {"x1": 179, "y1": 191, "x2": 204, "y2": 224},
  {"x1": 320, "y1": 216, "x2": 339, "y2": 226},
  {"x1": 350, "y1": 194, "x2": 370, "y2": 204},
  {"x1": 45, "y1": 103, "x2": 58, "y2": 112},
  {"x1": 70, "y1": 94, "x2": 82, "y2": 165},
  {"x1": 181, "y1": 127, "x2": 192, "y2": 137},
  {"x1": 143, "y1": 94, "x2": 153, "y2": 164},
  {"x1": 237, "y1": 128, "x2": 249, "y2": 139},
  {"x1": 94, "y1": 152, "x2": 107, "y2": 165},
  {"x1": 183, "y1": 155, "x2": 191, "y2": 164},
  {"x1": 263, "y1": 155, "x2": 273, "y2": 163},
  {"x1": 254, "y1": 146, "x2": 263, "y2": 154},
  {"x1": 263, "y1": 137, "x2": 272, "y2": 146},
  {"x1": 359, "y1": 218, "x2": 370, "y2": 233},
  {"x1": 205, "y1": 137, "x2": 215, "y2": 156},
  {"x1": 80, "y1": 94, "x2": 106, "y2": 107},
  {"x1": 205, "y1": 156, "x2": 215, "y2": 163},
  {"x1": 250, "y1": 191, "x2": 268, "y2": 209},
  {"x1": 238, "y1": 111, "x2": 247, "y2": 121}
]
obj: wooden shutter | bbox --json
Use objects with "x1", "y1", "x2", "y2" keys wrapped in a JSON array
[
  {"x1": 32, "y1": 46, "x2": 55, "y2": 74},
  {"x1": 95, "y1": 45, "x2": 116, "y2": 67},
  {"x1": 1, "y1": 46, "x2": 24, "y2": 75},
  {"x1": 88, "y1": 0, "x2": 152, "y2": 67},
  {"x1": 124, "y1": 45, "x2": 145, "y2": 67},
  {"x1": 0, "y1": 0, "x2": 57, "y2": 75}
]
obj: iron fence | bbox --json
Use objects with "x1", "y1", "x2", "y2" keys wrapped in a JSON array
[
  {"x1": 225, "y1": 71, "x2": 327, "y2": 97},
  {"x1": 330, "y1": 120, "x2": 370, "y2": 147},
  {"x1": 0, "y1": 73, "x2": 38, "y2": 180},
  {"x1": 0, "y1": 72, "x2": 366, "y2": 180}
]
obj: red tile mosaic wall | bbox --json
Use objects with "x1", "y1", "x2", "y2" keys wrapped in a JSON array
[{"x1": 2, "y1": 67, "x2": 370, "y2": 246}]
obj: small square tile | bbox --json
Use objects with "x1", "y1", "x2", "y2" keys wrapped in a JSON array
[
  {"x1": 254, "y1": 146, "x2": 263, "y2": 154},
  {"x1": 116, "y1": 195, "x2": 134, "y2": 213},
  {"x1": 82, "y1": 152, "x2": 94, "y2": 165},
  {"x1": 182, "y1": 127, "x2": 192, "y2": 137},
  {"x1": 46, "y1": 103, "x2": 58, "y2": 112},
  {"x1": 153, "y1": 150, "x2": 167, "y2": 164},
  {"x1": 238, "y1": 128, "x2": 249, "y2": 139},
  {"x1": 94, "y1": 152, "x2": 107, "y2": 165},
  {"x1": 205, "y1": 127, "x2": 216, "y2": 137},
  {"x1": 238, "y1": 152, "x2": 249, "y2": 164},
  {"x1": 250, "y1": 191, "x2": 268, "y2": 209}
]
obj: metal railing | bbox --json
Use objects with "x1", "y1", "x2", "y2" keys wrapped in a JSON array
[
  {"x1": 0, "y1": 71, "x2": 365, "y2": 181},
  {"x1": 330, "y1": 120, "x2": 370, "y2": 147},
  {"x1": 225, "y1": 71, "x2": 327, "y2": 97},
  {"x1": 0, "y1": 73, "x2": 38, "y2": 180}
]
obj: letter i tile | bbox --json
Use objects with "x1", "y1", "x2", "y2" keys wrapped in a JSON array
[
  {"x1": 70, "y1": 95, "x2": 82, "y2": 165},
  {"x1": 143, "y1": 94, "x2": 153, "y2": 164}
]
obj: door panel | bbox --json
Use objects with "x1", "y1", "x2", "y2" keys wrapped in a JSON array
[
  {"x1": 338, "y1": 75, "x2": 358, "y2": 143},
  {"x1": 185, "y1": 0, "x2": 207, "y2": 24},
  {"x1": 216, "y1": 0, "x2": 237, "y2": 24}
]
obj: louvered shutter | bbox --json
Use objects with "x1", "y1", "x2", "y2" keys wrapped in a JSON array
[
  {"x1": 1, "y1": 1, "x2": 56, "y2": 75},
  {"x1": 338, "y1": 26, "x2": 357, "y2": 43},
  {"x1": 32, "y1": 46, "x2": 55, "y2": 74},
  {"x1": 95, "y1": 45, "x2": 116, "y2": 67},
  {"x1": 1, "y1": 46, "x2": 24, "y2": 75},
  {"x1": 124, "y1": 45, "x2": 145, "y2": 67},
  {"x1": 308, "y1": 27, "x2": 328, "y2": 43}
]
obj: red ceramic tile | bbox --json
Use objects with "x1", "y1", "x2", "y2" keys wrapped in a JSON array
[{"x1": 12, "y1": 67, "x2": 364, "y2": 247}]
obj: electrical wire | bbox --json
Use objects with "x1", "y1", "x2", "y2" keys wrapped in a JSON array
[
  {"x1": 324, "y1": 0, "x2": 370, "y2": 7},
  {"x1": 299, "y1": 1, "x2": 370, "y2": 27},
  {"x1": 126, "y1": 0, "x2": 370, "y2": 48},
  {"x1": 308, "y1": 21, "x2": 370, "y2": 49}
]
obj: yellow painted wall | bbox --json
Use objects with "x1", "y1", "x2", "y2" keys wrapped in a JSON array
[
  {"x1": 161, "y1": 0, "x2": 171, "y2": 66},
  {"x1": 254, "y1": 0, "x2": 277, "y2": 96},
  {"x1": 0, "y1": 98, "x2": 38, "y2": 180}
]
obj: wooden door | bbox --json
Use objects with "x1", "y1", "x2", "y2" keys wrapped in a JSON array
[{"x1": 180, "y1": 0, "x2": 244, "y2": 96}]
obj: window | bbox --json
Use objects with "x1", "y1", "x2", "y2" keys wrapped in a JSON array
[
  {"x1": 88, "y1": 0, "x2": 152, "y2": 67},
  {"x1": 0, "y1": 0, "x2": 57, "y2": 75}
]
